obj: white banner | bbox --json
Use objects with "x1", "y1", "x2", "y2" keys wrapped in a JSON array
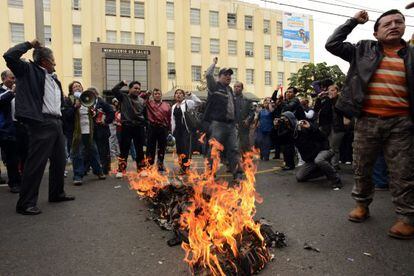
[{"x1": 282, "y1": 12, "x2": 311, "y2": 62}]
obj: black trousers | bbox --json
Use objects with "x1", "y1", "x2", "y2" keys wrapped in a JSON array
[
  {"x1": 17, "y1": 117, "x2": 67, "y2": 209},
  {"x1": 282, "y1": 143, "x2": 295, "y2": 168},
  {"x1": 146, "y1": 124, "x2": 168, "y2": 166},
  {"x1": 118, "y1": 124, "x2": 145, "y2": 170},
  {"x1": 174, "y1": 128, "x2": 191, "y2": 171},
  {"x1": 0, "y1": 139, "x2": 21, "y2": 188},
  {"x1": 94, "y1": 126, "x2": 111, "y2": 174},
  {"x1": 15, "y1": 121, "x2": 29, "y2": 171}
]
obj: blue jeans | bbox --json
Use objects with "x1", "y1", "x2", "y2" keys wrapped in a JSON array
[
  {"x1": 71, "y1": 134, "x2": 103, "y2": 180},
  {"x1": 208, "y1": 121, "x2": 241, "y2": 178},
  {"x1": 257, "y1": 131, "x2": 272, "y2": 160}
]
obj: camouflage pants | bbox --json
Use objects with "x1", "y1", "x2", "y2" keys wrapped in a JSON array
[{"x1": 353, "y1": 116, "x2": 414, "y2": 225}]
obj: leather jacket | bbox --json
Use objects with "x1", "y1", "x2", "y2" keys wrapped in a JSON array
[{"x1": 325, "y1": 18, "x2": 414, "y2": 120}]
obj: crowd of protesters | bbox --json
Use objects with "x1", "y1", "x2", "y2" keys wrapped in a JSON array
[{"x1": 0, "y1": 7, "x2": 413, "y2": 239}]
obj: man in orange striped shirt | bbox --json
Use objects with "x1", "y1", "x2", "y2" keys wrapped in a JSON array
[{"x1": 326, "y1": 9, "x2": 414, "y2": 239}]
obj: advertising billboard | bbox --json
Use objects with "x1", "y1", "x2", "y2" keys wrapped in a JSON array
[{"x1": 282, "y1": 12, "x2": 311, "y2": 62}]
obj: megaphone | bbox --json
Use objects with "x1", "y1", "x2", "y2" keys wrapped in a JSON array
[{"x1": 79, "y1": 90, "x2": 97, "y2": 107}]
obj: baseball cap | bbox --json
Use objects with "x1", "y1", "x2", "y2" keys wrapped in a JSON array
[{"x1": 218, "y1": 68, "x2": 234, "y2": 76}]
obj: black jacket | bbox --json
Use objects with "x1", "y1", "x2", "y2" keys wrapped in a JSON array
[
  {"x1": 234, "y1": 94, "x2": 254, "y2": 132},
  {"x1": 325, "y1": 18, "x2": 414, "y2": 120},
  {"x1": 3, "y1": 42, "x2": 64, "y2": 123},
  {"x1": 281, "y1": 98, "x2": 306, "y2": 120},
  {"x1": 93, "y1": 97, "x2": 115, "y2": 138},
  {"x1": 0, "y1": 86, "x2": 15, "y2": 140},
  {"x1": 111, "y1": 81, "x2": 146, "y2": 126},
  {"x1": 294, "y1": 123, "x2": 331, "y2": 163}
]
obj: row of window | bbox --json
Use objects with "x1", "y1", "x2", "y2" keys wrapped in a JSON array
[
  {"x1": 8, "y1": 0, "x2": 80, "y2": 10},
  {"x1": 105, "y1": 0, "x2": 145, "y2": 18},
  {"x1": 9, "y1": 23, "x2": 284, "y2": 61},
  {"x1": 103, "y1": 0, "x2": 283, "y2": 35}
]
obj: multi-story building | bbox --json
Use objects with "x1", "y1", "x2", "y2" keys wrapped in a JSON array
[{"x1": 0, "y1": 0, "x2": 314, "y2": 98}]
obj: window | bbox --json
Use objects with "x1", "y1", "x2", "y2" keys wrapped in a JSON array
[
  {"x1": 191, "y1": 37, "x2": 201, "y2": 53},
  {"x1": 121, "y1": 31, "x2": 131, "y2": 44},
  {"x1": 245, "y1": 42, "x2": 254, "y2": 57},
  {"x1": 167, "y1": 32, "x2": 175, "y2": 49},
  {"x1": 135, "y1": 32, "x2": 144, "y2": 44},
  {"x1": 210, "y1": 39, "x2": 219, "y2": 54},
  {"x1": 106, "y1": 59, "x2": 148, "y2": 90},
  {"x1": 73, "y1": 58, "x2": 82, "y2": 77},
  {"x1": 277, "y1": 47, "x2": 283, "y2": 61},
  {"x1": 209, "y1": 11, "x2": 219, "y2": 27},
  {"x1": 263, "y1": 19, "x2": 270, "y2": 33},
  {"x1": 245, "y1": 15, "x2": 253, "y2": 30},
  {"x1": 231, "y1": 68, "x2": 238, "y2": 82},
  {"x1": 134, "y1": 1, "x2": 144, "y2": 18},
  {"x1": 190, "y1": 8, "x2": 200, "y2": 25},
  {"x1": 264, "y1": 45, "x2": 271, "y2": 60},
  {"x1": 191, "y1": 66, "x2": 202, "y2": 82},
  {"x1": 228, "y1": 40, "x2": 237, "y2": 55},
  {"x1": 43, "y1": 0, "x2": 50, "y2": 11},
  {"x1": 106, "y1": 30, "x2": 117, "y2": 43},
  {"x1": 105, "y1": 0, "x2": 116, "y2": 16},
  {"x1": 8, "y1": 0, "x2": 23, "y2": 8},
  {"x1": 120, "y1": 0, "x2": 130, "y2": 17},
  {"x1": 72, "y1": 0, "x2": 81, "y2": 10},
  {"x1": 44, "y1": 26, "x2": 51, "y2": 46},
  {"x1": 277, "y1": 72, "x2": 284, "y2": 85},
  {"x1": 265, "y1": 71, "x2": 272, "y2": 86},
  {"x1": 168, "y1": 62, "x2": 176, "y2": 79},
  {"x1": 246, "y1": 69, "x2": 254, "y2": 85},
  {"x1": 10, "y1": 23, "x2": 24, "y2": 44},
  {"x1": 277, "y1": 21, "x2": 283, "y2": 36},
  {"x1": 73, "y1": 25, "x2": 81, "y2": 44},
  {"x1": 166, "y1": 2, "x2": 174, "y2": 19},
  {"x1": 227, "y1": 13, "x2": 236, "y2": 28}
]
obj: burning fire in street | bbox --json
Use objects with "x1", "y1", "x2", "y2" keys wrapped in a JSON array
[{"x1": 127, "y1": 139, "x2": 285, "y2": 275}]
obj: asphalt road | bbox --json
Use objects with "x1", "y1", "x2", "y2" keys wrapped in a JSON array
[{"x1": 0, "y1": 155, "x2": 413, "y2": 276}]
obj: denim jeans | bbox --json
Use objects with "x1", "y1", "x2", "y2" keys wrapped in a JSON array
[
  {"x1": 257, "y1": 131, "x2": 272, "y2": 160},
  {"x1": 296, "y1": 149, "x2": 339, "y2": 185},
  {"x1": 71, "y1": 134, "x2": 103, "y2": 180},
  {"x1": 208, "y1": 121, "x2": 241, "y2": 178}
]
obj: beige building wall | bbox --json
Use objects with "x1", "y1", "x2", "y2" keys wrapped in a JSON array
[{"x1": 0, "y1": 0, "x2": 314, "y2": 98}]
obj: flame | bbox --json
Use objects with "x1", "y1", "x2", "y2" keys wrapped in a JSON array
[{"x1": 127, "y1": 139, "x2": 269, "y2": 275}]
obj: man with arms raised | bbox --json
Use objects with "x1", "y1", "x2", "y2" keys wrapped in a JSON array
[{"x1": 326, "y1": 10, "x2": 414, "y2": 239}]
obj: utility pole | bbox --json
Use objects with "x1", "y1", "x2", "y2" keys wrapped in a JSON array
[{"x1": 34, "y1": 0, "x2": 44, "y2": 44}]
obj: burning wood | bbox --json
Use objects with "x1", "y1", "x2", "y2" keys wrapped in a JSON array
[{"x1": 127, "y1": 140, "x2": 286, "y2": 275}]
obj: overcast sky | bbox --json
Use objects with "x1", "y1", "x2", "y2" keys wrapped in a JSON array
[{"x1": 244, "y1": 0, "x2": 414, "y2": 73}]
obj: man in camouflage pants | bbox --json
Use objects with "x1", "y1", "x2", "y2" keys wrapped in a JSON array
[{"x1": 326, "y1": 9, "x2": 414, "y2": 239}]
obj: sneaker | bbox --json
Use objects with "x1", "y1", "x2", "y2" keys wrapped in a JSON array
[
  {"x1": 331, "y1": 179, "x2": 343, "y2": 190},
  {"x1": 64, "y1": 170, "x2": 68, "y2": 178},
  {"x1": 73, "y1": 179, "x2": 83, "y2": 186},
  {"x1": 345, "y1": 162, "x2": 352, "y2": 165},
  {"x1": 297, "y1": 160, "x2": 305, "y2": 167},
  {"x1": 157, "y1": 164, "x2": 165, "y2": 172},
  {"x1": 281, "y1": 166, "x2": 295, "y2": 171},
  {"x1": 115, "y1": 172, "x2": 123, "y2": 179},
  {"x1": 98, "y1": 174, "x2": 106, "y2": 180}
]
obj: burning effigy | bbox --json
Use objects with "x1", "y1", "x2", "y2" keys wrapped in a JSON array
[{"x1": 127, "y1": 140, "x2": 286, "y2": 275}]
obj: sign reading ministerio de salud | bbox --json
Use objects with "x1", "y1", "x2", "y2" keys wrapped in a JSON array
[{"x1": 282, "y1": 12, "x2": 311, "y2": 62}]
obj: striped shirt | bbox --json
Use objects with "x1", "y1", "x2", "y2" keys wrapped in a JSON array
[{"x1": 362, "y1": 46, "x2": 409, "y2": 117}]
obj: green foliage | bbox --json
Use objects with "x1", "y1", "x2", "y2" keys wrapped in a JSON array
[{"x1": 288, "y1": 62, "x2": 346, "y2": 97}]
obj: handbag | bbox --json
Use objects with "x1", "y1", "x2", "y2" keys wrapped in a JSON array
[{"x1": 184, "y1": 101, "x2": 202, "y2": 131}]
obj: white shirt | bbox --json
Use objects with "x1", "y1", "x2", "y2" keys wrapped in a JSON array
[
  {"x1": 41, "y1": 69, "x2": 62, "y2": 116},
  {"x1": 79, "y1": 105, "x2": 90, "y2": 134},
  {"x1": 1, "y1": 85, "x2": 16, "y2": 121}
]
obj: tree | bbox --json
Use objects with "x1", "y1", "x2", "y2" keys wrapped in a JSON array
[{"x1": 288, "y1": 62, "x2": 346, "y2": 97}]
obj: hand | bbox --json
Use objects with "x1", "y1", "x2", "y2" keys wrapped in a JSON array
[
  {"x1": 299, "y1": 120, "x2": 310, "y2": 129},
  {"x1": 213, "y1": 57, "x2": 218, "y2": 64},
  {"x1": 30, "y1": 39, "x2": 42, "y2": 49},
  {"x1": 11, "y1": 84, "x2": 16, "y2": 93},
  {"x1": 353, "y1": 10, "x2": 369, "y2": 24},
  {"x1": 74, "y1": 99, "x2": 81, "y2": 109}
]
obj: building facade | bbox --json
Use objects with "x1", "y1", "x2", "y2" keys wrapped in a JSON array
[{"x1": 0, "y1": 0, "x2": 314, "y2": 97}]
